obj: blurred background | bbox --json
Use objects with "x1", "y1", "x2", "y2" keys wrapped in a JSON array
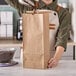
[{"x1": 0, "y1": 0, "x2": 76, "y2": 60}]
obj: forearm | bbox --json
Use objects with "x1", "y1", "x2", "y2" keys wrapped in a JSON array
[{"x1": 53, "y1": 46, "x2": 64, "y2": 61}]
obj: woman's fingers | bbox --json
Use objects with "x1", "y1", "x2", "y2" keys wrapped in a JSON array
[
  {"x1": 48, "y1": 58, "x2": 54, "y2": 64},
  {"x1": 48, "y1": 58, "x2": 58, "y2": 68}
]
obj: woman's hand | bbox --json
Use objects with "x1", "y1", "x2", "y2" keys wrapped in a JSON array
[
  {"x1": 18, "y1": 0, "x2": 34, "y2": 6},
  {"x1": 48, "y1": 57, "x2": 59, "y2": 68},
  {"x1": 48, "y1": 46, "x2": 64, "y2": 68}
]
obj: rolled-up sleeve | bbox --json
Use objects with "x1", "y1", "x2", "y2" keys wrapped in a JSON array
[{"x1": 55, "y1": 10, "x2": 71, "y2": 51}]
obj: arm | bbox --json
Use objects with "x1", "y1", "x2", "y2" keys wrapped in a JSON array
[
  {"x1": 48, "y1": 9, "x2": 71, "y2": 68},
  {"x1": 53, "y1": 46, "x2": 64, "y2": 60},
  {"x1": 5, "y1": 0, "x2": 23, "y2": 9},
  {"x1": 5, "y1": 0, "x2": 31, "y2": 15},
  {"x1": 48, "y1": 46, "x2": 64, "y2": 68}
]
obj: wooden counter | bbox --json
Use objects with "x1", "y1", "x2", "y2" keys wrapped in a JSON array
[{"x1": 0, "y1": 39, "x2": 22, "y2": 48}]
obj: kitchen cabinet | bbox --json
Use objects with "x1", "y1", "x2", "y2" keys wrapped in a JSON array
[{"x1": 0, "y1": 11, "x2": 13, "y2": 39}]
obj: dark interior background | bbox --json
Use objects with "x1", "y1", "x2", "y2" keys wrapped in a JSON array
[{"x1": 0, "y1": 0, "x2": 8, "y2": 5}]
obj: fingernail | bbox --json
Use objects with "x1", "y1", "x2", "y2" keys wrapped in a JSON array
[{"x1": 48, "y1": 63, "x2": 50, "y2": 64}]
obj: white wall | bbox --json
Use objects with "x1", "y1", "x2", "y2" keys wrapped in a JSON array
[{"x1": 69, "y1": 0, "x2": 76, "y2": 42}]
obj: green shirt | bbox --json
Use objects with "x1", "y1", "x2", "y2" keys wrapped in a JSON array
[{"x1": 5, "y1": 0, "x2": 71, "y2": 51}]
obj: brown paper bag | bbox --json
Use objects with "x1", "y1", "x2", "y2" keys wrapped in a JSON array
[{"x1": 22, "y1": 11, "x2": 50, "y2": 69}]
